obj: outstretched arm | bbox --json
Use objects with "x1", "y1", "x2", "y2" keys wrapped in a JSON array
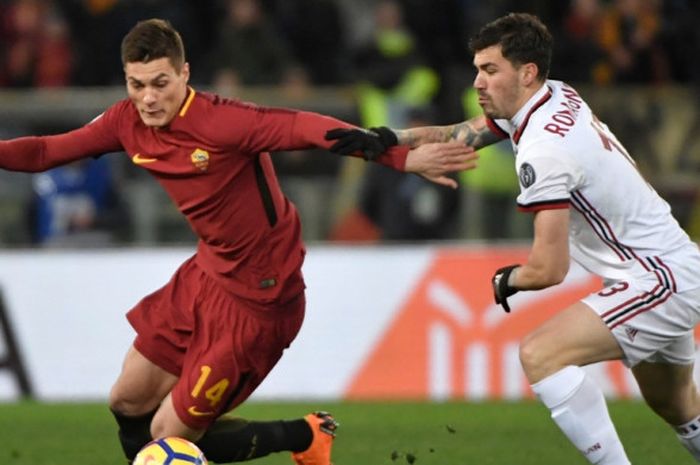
[
  {"x1": 404, "y1": 141, "x2": 479, "y2": 189},
  {"x1": 394, "y1": 115, "x2": 503, "y2": 150},
  {"x1": 0, "y1": 106, "x2": 123, "y2": 172},
  {"x1": 0, "y1": 130, "x2": 117, "y2": 172},
  {"x1": 325, "y1": 115, "x2": 505, "y2": 159}
]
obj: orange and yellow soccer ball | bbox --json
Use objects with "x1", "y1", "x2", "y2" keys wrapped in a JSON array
[{"x1": 133, "y1": 437, "x2": 208, "y2": 465}]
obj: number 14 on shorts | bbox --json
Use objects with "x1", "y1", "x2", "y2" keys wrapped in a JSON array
[{"x1": 188, "y1": 365, "x2": 230, "y2": 417}]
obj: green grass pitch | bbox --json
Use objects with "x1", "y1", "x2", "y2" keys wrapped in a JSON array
[{"x1": 0, "y1": 400, "x2": 692, "y2": 464}]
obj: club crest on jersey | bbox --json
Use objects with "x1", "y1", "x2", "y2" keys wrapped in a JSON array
[
  {"x1": 191, "y1": 148, "x2": 210, "y2": 171},
  {"x1": 519, "y1": 162, "x2": 536, "y2": 188}
]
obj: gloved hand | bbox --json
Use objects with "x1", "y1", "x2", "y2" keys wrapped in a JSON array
[
  {"x1": 325, "y1": 126, "x2": 398, "y2": 161},
  {"x1": 492, "y1": 264, "x2": 520, "y2": 313}
]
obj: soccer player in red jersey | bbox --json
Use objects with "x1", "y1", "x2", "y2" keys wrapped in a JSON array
[{"x1": 0, "y1": 19, "x2": 477, "y2": 465}]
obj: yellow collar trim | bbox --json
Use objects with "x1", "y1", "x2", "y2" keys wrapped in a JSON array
[{"x1": 179, "y1": 86, "x2": 196, "y2": 117}]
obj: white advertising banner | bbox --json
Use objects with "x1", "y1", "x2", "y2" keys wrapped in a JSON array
[{"x1": 0, "y1": 246, "x2": 691, "y2": 402}]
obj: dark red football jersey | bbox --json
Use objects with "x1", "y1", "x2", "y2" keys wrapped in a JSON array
[{"x1": 0, "y1": 88, "x2": 409, "y2": 303}]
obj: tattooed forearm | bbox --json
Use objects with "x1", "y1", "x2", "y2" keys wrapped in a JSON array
[
  {"x1": 394, "y1": 127, "x2": 453, "y2": 147},
  {"x1": 393, "y1": 115, "x2": 503, "y2": 149},
  {"x1": 453, "y1": 116, "x2": 503, "y2": 150}
]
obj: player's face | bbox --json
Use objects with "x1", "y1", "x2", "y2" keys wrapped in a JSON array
[
  {"x1": 472, "y1": 45, "x2": 528, "y2": 120},
  {"x1": 125, "y1": 58, "x2": 190, "y2": 128}
]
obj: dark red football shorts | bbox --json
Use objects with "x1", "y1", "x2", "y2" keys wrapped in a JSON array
[{"x1": 127, "y1": 256, "x2": 305, "y2": 429}]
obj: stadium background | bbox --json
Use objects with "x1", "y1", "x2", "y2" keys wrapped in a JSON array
[{"x1": 0, "y1": 0, "x2": 699, "y2": 464}]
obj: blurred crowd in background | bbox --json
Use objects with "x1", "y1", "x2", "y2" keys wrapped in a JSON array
[
  {"x1": 1, "y1": 0, "x2": 700, "y2": 247},
  {"x1": 1, "y1": 0, "x2": 698, "y2": 89}
]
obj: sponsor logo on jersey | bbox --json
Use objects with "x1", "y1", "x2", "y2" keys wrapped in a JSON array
[
  {"x1": 132, "y1": 153, "x2": 157, "y2": 164},
  {"x1": 191, "y1": 148, "x2": 210, "y2": 171},
  {"x1": 519, "y1": 162, "x2": 536, "y2": 188}
]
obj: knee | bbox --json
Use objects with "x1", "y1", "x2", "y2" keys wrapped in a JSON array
[
  {"x1": 519, "y1": 332, "x2": 560, "y2": 382},
  {"x1": 109, "y1": 385, "x2": 161, "y2": 417}
]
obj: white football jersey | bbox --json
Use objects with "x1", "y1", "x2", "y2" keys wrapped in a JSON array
[{"x1": 488, "y1": 80, "x2": 700, "y2": 291}]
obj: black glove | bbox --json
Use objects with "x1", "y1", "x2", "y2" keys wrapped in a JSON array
[
  {"x1": 325, "y1": 126, "x2": 398, "y2": 161},
  {"x1": 492, "y1": 265, "x2": 520, "y2": 313}
]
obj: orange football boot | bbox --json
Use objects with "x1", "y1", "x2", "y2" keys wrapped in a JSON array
[{"x1": 291, "y1": 411, "x2": 339, "y2": 465}]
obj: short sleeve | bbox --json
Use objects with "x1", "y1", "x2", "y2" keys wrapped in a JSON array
[{"x1": 516, "y1": 148, "x2": 582, "y2": 212}]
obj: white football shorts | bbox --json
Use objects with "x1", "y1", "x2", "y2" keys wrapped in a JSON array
[{"x1": 582, "y1": 272, "x2": 700, "y2": 368}]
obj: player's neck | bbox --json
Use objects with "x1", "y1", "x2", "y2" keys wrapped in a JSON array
[{"x1": 515, "y1": 82, "x2": 546, "y2": 115}]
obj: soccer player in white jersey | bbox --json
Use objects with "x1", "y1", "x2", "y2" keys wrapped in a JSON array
[{"x1": 325, "y1": 12, "x2": 700, "y2": 465}]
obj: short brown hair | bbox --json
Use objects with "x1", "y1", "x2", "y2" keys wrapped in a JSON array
[
  {"x1": 121, "y1": 18, "x2": 185, "y2": 71},
  {"x1": 469, "y1": 13, "x2": 552, "y2": 81}
]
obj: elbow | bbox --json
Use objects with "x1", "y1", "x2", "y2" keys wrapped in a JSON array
[
  {"x1": 547, "y1": 268, "x2": 568, "y2": 287},
  {"x1": 22, "y1": 160, "x2": 52, "y2": 173},
  {"x1": 527, "y1": 262, "x2": 569, "y2": 289},
  {"x1": 542, "y1": 263, "x2": 569, "y2": 287},
  {"x1": 0, "y1": 137, "x2": 52, "y2": 172}
]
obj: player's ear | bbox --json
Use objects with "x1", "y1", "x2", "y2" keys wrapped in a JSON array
[
  {"x1": 181, "y1": 62, "x2": 190, "y2": 82},
  {"x1": 520, "y1": 62, "x2": 539, "y2": 87}
]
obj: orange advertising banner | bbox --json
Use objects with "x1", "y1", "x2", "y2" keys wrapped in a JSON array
[{"x1": 344, "y1": 248, "x2": 649, "y2": 400}]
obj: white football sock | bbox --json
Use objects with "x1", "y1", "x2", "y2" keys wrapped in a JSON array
[
  {"x1": 675, "y1": 415, "x2": 700, "y2": 462},
  {"x1": 531, "y1": 366, "x2": 631, "y2": 465}
]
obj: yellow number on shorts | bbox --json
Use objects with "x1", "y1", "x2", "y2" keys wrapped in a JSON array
[
  {"x1": 204, "y1": 378, "x2": 230, "y2": 407},
  {"x1": 191, "y1": 365, "x2": 230, "y2": 408}
]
